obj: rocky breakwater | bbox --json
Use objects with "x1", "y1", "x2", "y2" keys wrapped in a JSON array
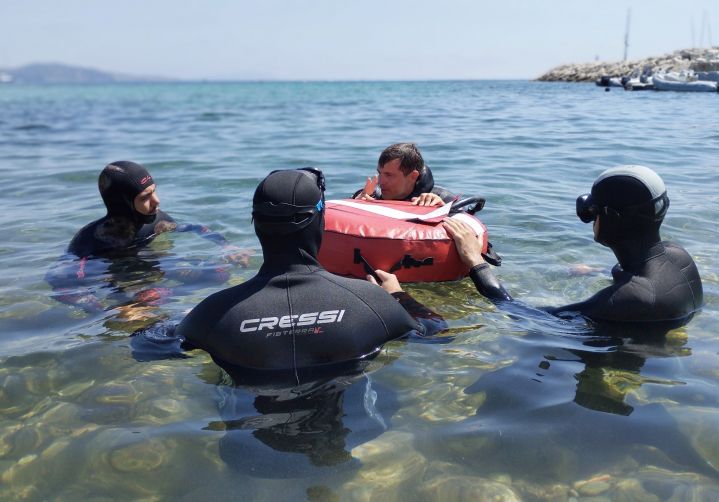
[{"x1": 537, "y1": 47, "x2": 719, "y2": 82}]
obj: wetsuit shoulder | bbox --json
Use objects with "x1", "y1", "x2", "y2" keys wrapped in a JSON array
[
  {"x1": 156, "y1": 210, "x2": 175, "y2": 223},
  {"x1": 410, "y1": 165, "x2": 455, "y2": 202},
  {"x1": 135, "y1": 210, "x2": 176, "y2": 243},
  {"x1": 178, "y1": 269, "x2": 418, "y2": 371},
  {"x1": 315, "y1": 270, "x2": 420, "y2": 329},
  {"x1": 176, "y1": 276, "x2": 266, "y2": 344},
  {"x1": 552, "y1": 242, "x2": 702, "y2": 322},
  {"x1": 430, "y1": 185, "x2": 456, "y2": 203},
  {"x1": 652, "y1": 241, "x2": 703, "y2": 317},
  {"x1": 67, "y1": 218, "x2": 106, "y2": 258}
]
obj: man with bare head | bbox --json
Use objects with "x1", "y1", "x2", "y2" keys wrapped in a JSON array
[{"x1": 353, "y1": 143, "x2": 454, "y2": 206}]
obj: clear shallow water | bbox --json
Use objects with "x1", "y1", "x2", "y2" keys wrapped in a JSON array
[{"x1": 0, "y1": 81, "x2": 718, "y2": 500}]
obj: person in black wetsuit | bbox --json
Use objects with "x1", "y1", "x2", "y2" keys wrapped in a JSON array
[
  {"x1": 352, "y1": 143, "x2": 455, "y2": 206},
  {"x1": 176, "y1": 167, "x2": 444, "y2": 377},
  {"x1": 441, "y1": 165, "x2": 703, "y2": 324},
  {"x1": 46, "y1": 160, "x2": 248, "y2": 313}
]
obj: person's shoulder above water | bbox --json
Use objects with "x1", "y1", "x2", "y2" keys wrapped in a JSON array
[
  {"x1": 177, "y1": 168, "x2": 423, "y2": 374},
  {"x1": 444, "y1": 164, "x2": 703, "y2": 327},
  {"x1": 66, "y1": 160, "x2": 163, "y2": 258}
]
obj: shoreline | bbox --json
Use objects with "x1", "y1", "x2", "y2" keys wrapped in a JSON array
[{"x1": 537, "y1": 47, "x2": 719, "y2": 82}]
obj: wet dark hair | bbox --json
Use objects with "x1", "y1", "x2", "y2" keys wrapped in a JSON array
[{"x1": 377, "y1": 143, "x2": 424, "y2": 175}]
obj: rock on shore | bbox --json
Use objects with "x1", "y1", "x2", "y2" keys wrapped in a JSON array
[{"x1": 537, "y1": 47, "x2": 719, "y2": 82}]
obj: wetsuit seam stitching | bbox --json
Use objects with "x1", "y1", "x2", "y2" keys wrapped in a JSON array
[{"x1": 320, "y1": 274, "x2": 391, "y2": 336}]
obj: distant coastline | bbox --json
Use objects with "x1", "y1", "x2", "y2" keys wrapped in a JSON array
[
  {"x1": 0, "y1": 63, "x2": 170, "y2": 84},
  {"x1": 537, "y1": 47, "x2": 719, "y2": 82}
]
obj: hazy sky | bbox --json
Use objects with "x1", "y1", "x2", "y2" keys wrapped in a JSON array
[{"x1": 1, "y1": 0, "x2": 716, "y2": 80}]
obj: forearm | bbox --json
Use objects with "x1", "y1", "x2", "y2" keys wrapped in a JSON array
[
  {"x1": 175, "y1": 223, "x2": 229, "y2": 246},
  {"x1": 468, "y1": 263, "x2": 513, "y2": 302},
  {"x1": 51, "y1": 289, "x2": 104, "y2": 312},
  {"x1": 467, "y1": 265, "x2": 588, "y2": 327},
  {"x1": 391, "y1": 291, "x2": 448, "y2": 336}
]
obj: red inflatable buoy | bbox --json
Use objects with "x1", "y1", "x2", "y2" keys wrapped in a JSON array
[{"x1": 318, "y1": 199, "x2": 489, "y2": 282}]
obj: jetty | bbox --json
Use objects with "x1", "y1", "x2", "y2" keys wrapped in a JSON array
[{"x1": 537, "y1": 47, "x2": 719, "y2": 82}]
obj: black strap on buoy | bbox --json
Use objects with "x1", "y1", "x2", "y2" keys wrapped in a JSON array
[
  {"x1": 482, "y1": 241, "x2": 502, "y2": 266},
  {"x1": 353, "y1": 248, "x2": 380, "y2": 280},
  {"x1": 449, "y1": 196, "x2": 486, "y2": 215},
  {"x1": 389, "y1": 254, "x2": 434, "y2": 272}
]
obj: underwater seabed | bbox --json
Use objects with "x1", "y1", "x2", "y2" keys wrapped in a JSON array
[{"x1": 2, "y1": 282, "x2": 719, "y2": 501}]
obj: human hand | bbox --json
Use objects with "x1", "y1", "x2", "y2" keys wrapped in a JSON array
[
  {"x1": 354, "y1": 175, "x2": 378, "y2": 200},
  {"x1": 222, "y1": 245, "x2": 252, "y2": 267},
  {"x1": 569, "y1": 264, "x2": 603, "y2": 276},
  {"x1": 411, "y1": 193, "x2": 445, "y2": 207},
  {"x1": 442, "y1": 218, "x2": 485, "y2": 268},
  {"x1": 366, "y1": 268, "x2": 403, "y2": 294},
  {"x1": 115, "y1": 304, "x2": 157, "y2": 322}
]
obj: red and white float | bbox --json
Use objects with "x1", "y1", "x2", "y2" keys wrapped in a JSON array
[{"x1": 318, "y1": 199, "x2": 489, "y2": 282}]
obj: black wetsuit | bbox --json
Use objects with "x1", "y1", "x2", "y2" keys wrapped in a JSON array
[
  {"x1": 177, "y1": 256, "x2": 422, "y2": 372},
  {"x1": 353, "y1": 164, "x2": 455, "y2": 203},
  {"x1": 48, "y1": 214, "x2": 232, "y2": 312},
  {"x1": 67, "y1": 211, "x2": 230, "y2": 260},
  {"x1": 47, "y1": 161, "x2": 232, "y2": 311},
  {"x1": 177, "y1": 168, "x2": 441, "y2": 374},
  {"x1": 67, "y1": 209, "x2": 177, "y2": 259},
  {"x1": 469, "y1": 240, "x2": 703, "y2": 324}
]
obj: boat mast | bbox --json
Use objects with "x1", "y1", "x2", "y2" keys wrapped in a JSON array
[{"x1": 623, "y1": 8, "x2": 632, "y2": 61}]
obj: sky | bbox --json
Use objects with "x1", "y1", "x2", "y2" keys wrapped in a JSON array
[{"x1": 0, "y1": 0, "x2": 716, "y2": 80}]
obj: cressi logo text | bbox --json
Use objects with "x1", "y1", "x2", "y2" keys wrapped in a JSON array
[{"x1": 240, "y1": 309, "x2": 346, "y2": 333}]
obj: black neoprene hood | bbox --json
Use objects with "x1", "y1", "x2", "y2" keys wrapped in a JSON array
[
  {"x1": 98, "y1": 160, "x2": 156, "y2": 224},
  {"x1": 577, "y1": 165, "x2": 669, "y2": 224},
  {"x1": 252, "y1": 168, "x2": 325, "y2": 236}
]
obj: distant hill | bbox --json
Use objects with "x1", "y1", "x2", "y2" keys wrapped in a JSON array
[{"x1": 0, "y1": 63, "x2": 172, "y2": 84}]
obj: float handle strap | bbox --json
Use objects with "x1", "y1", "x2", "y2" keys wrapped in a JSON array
[{"x1": 389, "y1": 254, "x2": 435, "y2": 272}]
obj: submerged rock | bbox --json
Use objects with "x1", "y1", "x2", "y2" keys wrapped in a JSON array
[{"x1": 418, "y1": 475, "x2": 521, "y2": 501}]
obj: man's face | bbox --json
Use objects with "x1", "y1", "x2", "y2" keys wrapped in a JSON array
[
  {"x1": 133, "y1": 184, "x2": 160, "y2": 215},
  {"x1": 377, "y1": 159, "x2": 420, "y2": 200},
  {"x1": 593, "y1": 215, "x2": 607, "y2": 246}
]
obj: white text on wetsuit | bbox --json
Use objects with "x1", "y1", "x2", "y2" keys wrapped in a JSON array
[{"x1": 239, "y1": 310, "x2": 346, "y2": 333}]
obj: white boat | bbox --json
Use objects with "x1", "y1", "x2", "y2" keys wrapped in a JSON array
[
  {"x1": 652, "y1": 73, "x2": 718, "y2": 92},
  {"x1": 595, "y1": 76, "x2": 625, "y2": 88},
  {"x1": 624, "y1": 77, "x2": 654, "y2": 91},
  {"x1": 697, "y1": 71, "x2": 719, "y2": 82}
]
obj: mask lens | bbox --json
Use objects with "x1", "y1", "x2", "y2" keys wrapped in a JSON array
[{"x1": 576, "y1": 194, "x2": 597, "y2": 223}]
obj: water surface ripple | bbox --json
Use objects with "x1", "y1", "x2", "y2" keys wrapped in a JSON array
[{"x1": 0, "y1": 81, "x2": 718, "y2": 500}]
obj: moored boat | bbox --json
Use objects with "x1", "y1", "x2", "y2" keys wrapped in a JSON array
[{"x1": 652, "y1": 73, "x2": 718, "y2": 92}]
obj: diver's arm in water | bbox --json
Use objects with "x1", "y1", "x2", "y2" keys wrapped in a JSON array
[
  {"x1": 175, "y1": 223, "x2": 229, "y2": 246},
  {"x1": 175, "y1": 223, "x2": 251, "y2": 267},
  {"x1": 367, "y1": 269, "x2": 448, "y2": 337},
  {"x1": 45, "y1": 254, "x2": 105, "y2": 313},
  {"x1": 443, "y1": 216, "x2": 512, "y2": 305},
  {"x1": 46, "y1": 252, "x2": 174, "y2": 314},
  {"x1": 443, "y1": 217, "x2": 588, "y2": 324},
  {"x1": 468, "y1": 263, "x2": 513, "y2": 302},
  {"x1": 465, "y1": 262, "x2": 576, "y2": 325}
]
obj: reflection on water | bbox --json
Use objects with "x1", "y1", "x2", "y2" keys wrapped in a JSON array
[
  {"x1": 207, "y1": 360, "x2": 398, "y2": 479},
  {"x1": 46, "y1": 245, "x2": 230, "y2": 323},
  {"x1": 417, "y1": 319, "x2": 719, "y2": 496}
]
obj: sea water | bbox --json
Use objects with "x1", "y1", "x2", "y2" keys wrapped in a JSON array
[{"x1": 0, "y1": 81, "x2": 718, "y2": 500}]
